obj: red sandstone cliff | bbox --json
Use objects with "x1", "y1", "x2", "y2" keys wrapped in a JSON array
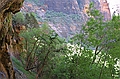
[
  {"x1": 100, "y1": 0, "x2": 111, "y2": 20},
  {"x1": 44, "y1": 0, "x2": 81, "y2": 14},
  {"x1": 22, "y1": 0, "x2": 111, "y2": 19},
  {"x1": 21, "y1": 0, "x2": 111, "y2": 38}
]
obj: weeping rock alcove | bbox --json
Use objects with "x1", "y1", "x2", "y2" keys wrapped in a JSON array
[{"x1": 0, "y1": 0, "x2": 24, "y2": 79}]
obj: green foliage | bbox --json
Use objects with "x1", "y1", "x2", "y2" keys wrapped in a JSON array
[
  {"x1": 49, "y1": 42, "x2": 120, "y2": 79},
  {"x1": 52, "y1": 47, "x2": 93, "y2": 79},
  {"x1": 69, "y1": 14, "x2": 82, "y2": 22},
  {"x1": 20, "y1": 23, "x2": 65, "y2": 78},
  {"x1": 45, "y1": 10, "x2": 67, "y2": 18},
  {"x1": 12, "y1": 57, "x2": 36, "y2": 79},
  {"x1": 13, "y1": 12, "x2": 25, "y2": 24},
  {"x1": 25, "y1": 12, "x2": 39, "y2": 28},
  {"x1": 70, "y1": 3, "x2": 120, "y2": 79},
  {"x1": 13, "y1": 12, "x2": 40, "y2": 28},
  {"x1": 44, "y1": 10, "x2": 83, "y2": 23},
  {"x1": 15, "y1": 3, "x2": 120, "y2": 79}
]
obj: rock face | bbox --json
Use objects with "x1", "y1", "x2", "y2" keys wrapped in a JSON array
[
  {"x1": 22, "y1": 0, "x2": 111, "y2": 38},
  {"x1": 0, "y1": 0, "x2": 24, "y2": 79},
  {"x1": 44, "y1": 0, "x2": 81, "y2": 14},
  {"x1": 39, "y1": 0, "x2": 100, "y2": 14},
  {"x1": 22, "y1": 0, "x2": 111, "y2": 18},
  {"x1": 100, "y1": 0, "x2": 111, "y2": 20}
]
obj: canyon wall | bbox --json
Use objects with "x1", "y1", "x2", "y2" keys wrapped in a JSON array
[
  {"x1": 0, "y1": 0, "x2": 24, "y2": 79},
  {"x1": 22, "y1": 0, "x2": 111, "y2": 38}
]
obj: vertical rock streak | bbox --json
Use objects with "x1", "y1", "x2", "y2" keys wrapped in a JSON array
[{"x1": 0, "y1": 0, "x2": 24, "y2": 79}]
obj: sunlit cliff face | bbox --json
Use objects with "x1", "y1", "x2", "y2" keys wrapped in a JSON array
[{"x1": 98, "y1": 0, "x2": 120, "y2": 16}]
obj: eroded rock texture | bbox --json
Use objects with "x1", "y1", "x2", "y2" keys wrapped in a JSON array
[
  {"x1": 22, "y1": 0, "x2": 110, "y2": 38},
  {"x1": 0, "y1": 0, "x2": 24, "y2": 79},
  {"x1": 38, "y1": 0, "x2": 100, "y2": 14},
  {"x1": 100, "y1": 0, "x2": 111, "y2": 20},
  {"x1": 44, "y1": 0, "x2": 81, "y2": 14}
]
